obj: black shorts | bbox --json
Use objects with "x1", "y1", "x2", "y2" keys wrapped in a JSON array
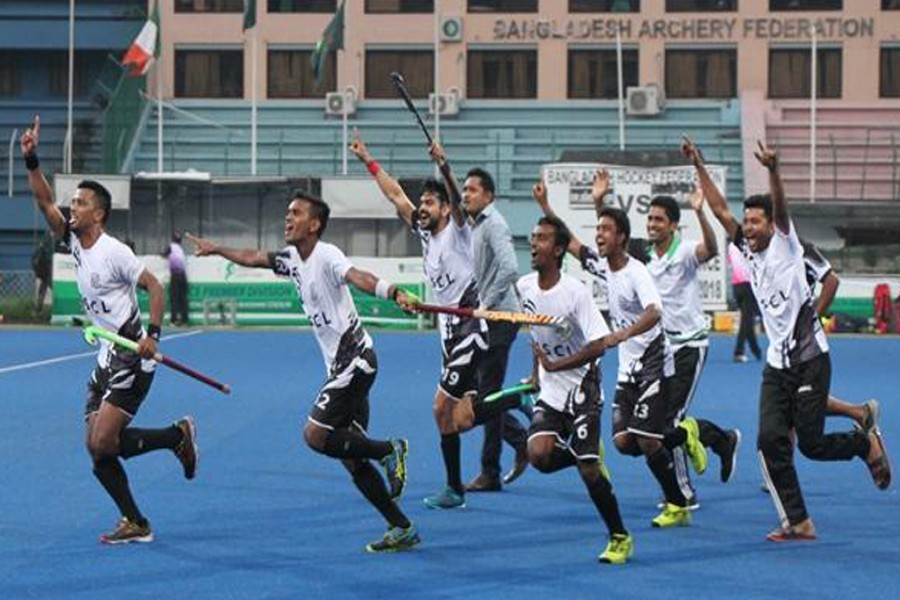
[
  {"x1": 666, "y1": 345, "x2": 708, "y2": 424},
  {"x1": 439, "y1": 329, "x2": 487, "y2": 400},
  {"x1": 85, "y1": 361, "x2": 155, "y2": 419},
  {"x1": 612, "y1": 377, "x2": 670, "y2": 440},
  {"x1": 528, "y1": 374, "x2": 602, "y2": 460},
  {"x1": 309, "y1": 347, "x2": 377, "y2": 433}
]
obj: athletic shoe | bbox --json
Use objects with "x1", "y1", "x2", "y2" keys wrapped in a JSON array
[
  {"x1": 766, "y1": 524, "x2": 816, "y2": 542},
  {"x1": 657, "y1": 495, "x2": 700, "y2": 511},
  {"x1": 381, "y1": 439, "x2": 408, "y2": 500},
  {"x1": 598, "y1": 533, "x2": 633, "y2": 565},
  {"x1": 678, "y1": 417, "x2": 708, "y2": 475},
  {"x1": 733, "y1": 354, "x2": 748, "y2": 363},
  {"x1": 174, "y1": 416, "x2": 198, "y2": 480},
  {"x1": 862, "y1": 399, "x2": 880, "y2": 433},
  {"x1": 423, "y1": 486, "x2": 466, "y2": 510},
  {"x1": 100, "y1": 517, "x2": 153, "y2": 545},
  {"x1": 598, "y1": 437, "x2": 612, "y2": 482},
  {"x1": 651, "y1": 503, "x2": 691, "y2": 528},
  {"x1": 365, "y1": 524, "x2": 421, "y2": 553},
  {"x1": 866, "y1": 428, "x2": 892, "y2": 490},
  {"x1": 719, "y1": 429, "x2": 742, "y2": 483}
]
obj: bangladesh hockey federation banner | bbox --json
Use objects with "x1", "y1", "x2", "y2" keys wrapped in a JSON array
[{"x1": 542, "y1": 163, "x2": 729, "y2": 311}]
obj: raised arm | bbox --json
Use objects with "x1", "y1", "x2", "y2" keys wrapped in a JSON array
[
  {"x1": 682, "y1": 136, "x2": 739, "y2": 242},
  {"x1": 532, "y1": 179, "x2": 584, "y2": 258},
  {"x1": 753, "y1": 140, "x2": 789, "y2": 234},
  {"x1": 349, "y1": 131, "x2": 416, "y2": 227},
  {"x1": 688, "y1": 187, "x2": 718, "y2": 263},
  {"x1": 184, "y1": 232, "x2": 271, "y2": 268},
  {"x1": 21, "y1": 116, "x2": 66, "y2": 238},
  {"x1": 592, "y1": 169, "x2": 612, "y2": 220},
  {"x1": 428, "y1": 141, "x2": 466, "y2": 227}
]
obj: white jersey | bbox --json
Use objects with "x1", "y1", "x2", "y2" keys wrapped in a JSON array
[
  {"x1": 644, "y1": 237, "x2": 708, "y2": 350},
  {"x1": 65, "y1": 228, "x2": 151, "y2": 370},
  {"x1": 271, "y1": 241, "x2": 372, "y2": 371},
  {"x1": 413, "y1": 220, "x2": 482, "y2": 341},
  {"x1": 579, "y1": 247, "x2": 674, "y2": 384},
  {"x1": 735, "y1": 221, "x2": 828, "y2": 369},
  {"x1": 517, "y1": 273, "x2": 609, "y2": 413}
]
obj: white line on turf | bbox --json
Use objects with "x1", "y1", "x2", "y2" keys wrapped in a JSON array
[{"x1": 0, "y1": 330, "x2": 204, "y2": 375}]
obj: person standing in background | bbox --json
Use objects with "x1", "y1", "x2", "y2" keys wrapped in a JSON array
[
  {"x1": 728, "y1": 243, "x2": 761, "y2": 362},
  {"x1": 164, "y1": 234, "x2": 189, "y2": 326}
]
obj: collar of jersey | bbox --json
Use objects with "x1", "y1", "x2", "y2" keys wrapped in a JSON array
[{"x1": 648, "y1": 233, "x2": 680, "y2": 261}]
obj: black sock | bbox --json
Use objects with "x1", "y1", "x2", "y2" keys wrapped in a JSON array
[
  {"x1": 349, "y1": 461, "x2": 410, "y2": 529},
  {"x1": 93, "y1": 456, "x2": 145, "y2": 525},
  {"x1": 697, "y1": 419, "x2": 728, "y2": 454},
  {"x1": 662, "y1": 426, "x2": 687, "y2": 450},
  {"x1": 646, "y1": 446, "x2": 687, "y2": 507},
  {"x1": 582, "y1": 467, "x2": 627, "y2": 536},
  {"x1": 440, "y1": 433, "x2": 464, "y2": 495},
  {"x1": 119, "y1": 425, "x2": 183, "y2": 459},
  {"x1": 322, "y1": 430, "x2": 392, "y2": 461},
  {"x1": 472, "y1": 395, "x2": 520, "y2": 426}
]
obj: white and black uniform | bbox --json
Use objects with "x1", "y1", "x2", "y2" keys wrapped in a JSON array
[
  {"x1": 64, "y1": 226, "x2": 156, "y2": 418},
  {"x1": 801, "y1": 240, "x2": 833, "y2": 290},
  {"x1": 413, "y1": 220, "x2": 487, "y2": 400},
  {"x1": 579, "y1": 247, "x2": 674, "y2": 440},
  {"x1": 736, "y1": 221, "x2": 867, "y2": 527},
  {"x1": 270, "y1": 242, "x2": 376, "y2": 432},
  {"x1": 518, "y1": 273, "x2": 609, "y2": 460}
]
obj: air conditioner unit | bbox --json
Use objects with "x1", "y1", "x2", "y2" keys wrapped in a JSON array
[
  {"x1": 626, "y1": 85, "x2": 665, "y2": 117},
  {"x1": 325, "y1": 90, "x2": 356, "y2": 116},
  {"x1": 439, "y1": 15, "x2": 463, "y2": 43},
  {"x1": 429, "y1": 92, "x2": 459, "y2": 116}
]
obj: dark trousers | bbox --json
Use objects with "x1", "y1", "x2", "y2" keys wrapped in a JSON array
[
  {"x1": 733, "y1": 282, "x2": 761, "y2": 359},
  {"x1": 169, "y1": 271, "x2": 189, "y2": 325},
  {"x1": 757, "y1": 353, "x2": 868, "y2": 526},
  {"x1": 477, "y1": 321, "x2": 528, "y2": 479}
]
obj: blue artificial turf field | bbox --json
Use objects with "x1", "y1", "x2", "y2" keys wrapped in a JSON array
[{"x1": 1, "y1": 328, "x2": 898, "y2": 599}]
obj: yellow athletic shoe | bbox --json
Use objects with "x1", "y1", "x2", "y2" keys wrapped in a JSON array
[
  {"x1": 598, "y1": 437, "x2": 612, "y2": 482},
  {"x1": 598, "y1": 533, "x2": 633, "y2": 565},
  {"x1": 652, "y1": 503, "x2": 691, "y2": 528},
  {"x1": 679, "y1": 417, "x2": 708, "y2": 475}
]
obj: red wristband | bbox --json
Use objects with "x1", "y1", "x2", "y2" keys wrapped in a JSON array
[{"x1": 366, "y1": 161, "x2": 381, "y2": 176}]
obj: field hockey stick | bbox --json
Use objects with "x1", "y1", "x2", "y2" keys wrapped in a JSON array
[
  {"x1": 389, "y1": 71, "x2": 434, "y2": 146},
  {"x1": 75, "y1": 319, "x2": 231, "y2": 395},
  {"x1": 411, "y1": 302, "x2": 568, "y2": 330},
  {"x1": 484, "y1": 382, "x2": 537, "y2": 403}
]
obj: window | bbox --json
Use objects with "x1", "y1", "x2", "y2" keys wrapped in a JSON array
[
  {"x1": 667, "y1": 0, "x2": 737, "y2": 10},
  {"x1": 769, "y1": 47, "x2": 841, "y2": 98},
  {"x1": 267, "y1": 0, "x2": 336, "y2": 11},
  {"x1": 881, "y1": 48, "x2": 900, "y2": 97},
  {"x1": 570, "y1": 0, "x2": 640, "y2": 11},
  {"x1": 468, "y1": 0, "x2": 538, "y2": 12},
  {"x1": 0, "y1": 53, "x2": 21, "y2": 97},
  {"x1": 568, "y1": 48, "x2": 638, "y2": 98},
  {"x1": 175, "y1": 49, "x2": 244, "y2": 98},
  {"x1": 47, "y1": 51, "x2": 105, "y2": 98},
  {"x1": 268, "y1": 49, "x2": 336, "y2": 98},
  {"x1": 175, "y1": 0, "x2": 243, "y2": 12},
  {"x1": 366, "y1": 0, "x2": 434, "y2": 12},
  {"x1": 365, "y1": 50, "x2": 434, "y2": 98},
  {"x1": 769, "y1": 1, "x2": 841, "y2": 10},
  {"x1": 883, "y1": 0, "x2": 900, "y2": 9},
  {"x1": 468, "y1": 49, "x2": 537, "y2": 98},
  {"x1": 666, "y1": 48, "x2": 736, "y2": 98}
]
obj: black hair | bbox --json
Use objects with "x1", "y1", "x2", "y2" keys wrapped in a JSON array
[
  {"x1": 743, "y1": 194, "x2": 773, "y2": 221},
  {"x1": 292, "y1": 189, "x2": 331, "y2": 236},
  {"x1": 420, "y1": 177, "x2": 449, "y2": 205},
  {"x1": 598, "y1": 206, "x2": 631, "y2": 243},
  {"x1": 172, "y1": 232, "x2": 182, "y2": 243},
  {"x1": 77, "y1": 180, "x2": 112, "y2": 223},
  {"x1": 650, "y1": 195, "x2": 680, "y2": 223},
  {"x1": 537, "y1": 215, "x2": 571, "y2": 268},
  {"x1": 465, "y1": 167, "x2": 495, "y2": 197}
]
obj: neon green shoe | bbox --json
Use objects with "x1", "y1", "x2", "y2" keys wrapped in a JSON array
[
  {"x1": 652, "y1": 503, "x2": 691, "y2": 528},
  {"x1": 598, "y1": 437, "x2": 612, "y2": 482},
  {"x1": 679, "y1": 417, "x2": 708, "y2": 475},
  {"x1": 598, "y1": 533, "x2": 633, "y2": 565}
]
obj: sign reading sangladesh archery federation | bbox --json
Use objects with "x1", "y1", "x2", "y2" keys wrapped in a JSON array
[
  {"x1": 542, "y1": 163, "x2": 729, "y2": 311},
  {"x1": 493, "y1": 15, "x2": 874, "y2": 42}
]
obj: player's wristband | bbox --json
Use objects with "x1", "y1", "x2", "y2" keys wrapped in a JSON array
[
  {"x1": 147, "y1": 324, "x2": 161, "y2": 341},
  {"x1": 366, "y1": 161, "x2": 381, "y2": 176},
  {"x1": 375, "y1": 279, "x2": 392, "y2": 299},
  {"x1": 24, "y1": 153, "x2": 39, "y2": 171}
]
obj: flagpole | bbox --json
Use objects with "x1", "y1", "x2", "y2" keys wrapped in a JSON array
[
  {"x1": 809, "y1": 26, "x2": 817, "y2": 204},
  {"x1": 616, "y1": 19, "x2": 625, "y2": 151},
  {"x1": 66, "y1": 0, "x2": 74, "y2": 174},
  {"x1": 250, "y1": 27, "x2": 258, "y2": 176},
  {"x1": 433, "y1": 0, "x2": 440, "y2": 151},
  {"x1": 157, "y1": 26, "x2": 163, "y2": 174}
]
